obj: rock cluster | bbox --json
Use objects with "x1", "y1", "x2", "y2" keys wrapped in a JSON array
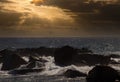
[
  {"x1": 87, "y1": 65, "x2": 120, "y2": 82},
  {"x1": 0, "y1": 46, "x2": 119, "y2": 78}
]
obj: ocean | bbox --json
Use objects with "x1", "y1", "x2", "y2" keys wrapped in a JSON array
[
  {"x1": 0, "y1": 37, "x2": 120, "y2": 82},
  {"x1": 0, "y1": 37, "x2": 120, "y2": 54}
]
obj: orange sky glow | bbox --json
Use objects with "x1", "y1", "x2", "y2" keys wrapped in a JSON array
[{"x1": 0, "y1": 0, "x2": 120, "y2": 37}]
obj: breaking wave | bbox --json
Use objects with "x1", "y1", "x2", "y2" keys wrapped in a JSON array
[{"x1": 0, "y1": 56, "x2": 120, "y2": 77}]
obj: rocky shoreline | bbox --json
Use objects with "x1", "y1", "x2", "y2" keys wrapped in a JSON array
[{"x1": 0, "y1": 45, "x2": 120, "y2": 82}]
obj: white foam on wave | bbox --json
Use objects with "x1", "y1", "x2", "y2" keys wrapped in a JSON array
[
  {"x1": 40, "y1": 56, "x2": 62, "y2": 75},
  {"x1": 94, "y1": 51, "x2": 120, "y2": 56},
  {"x1": 0, "y1": 56, "x2": 120, "y2": 76},
  {"x1": 110, "y1": 51, "x2": 120, "y2": 55},
  {"x1": 40, "y1": 56, "x2": 120, "y2": 76},
  {"x1": 0, "y1": 64, "x2": 10, "y2": 76},
  {"x1": 22, "y1": 56, "x2": 29, "y2": 62},
  {"x1": 39, "y1": 56, "x2": 93, "y2": 76},
  {"x1": 109, "y1": 64, "x2": 120, "y2": 71},
  {"x1": 75, "y1": 66, "x2": 93, "y2": 74},
  {"x1": 111, "y1": 58, "x2": 120, "y2": 63}
]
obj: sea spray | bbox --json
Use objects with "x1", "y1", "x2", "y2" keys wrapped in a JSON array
[{"x1": 39, "y1": 56, "x2": 93, "y2": 76}]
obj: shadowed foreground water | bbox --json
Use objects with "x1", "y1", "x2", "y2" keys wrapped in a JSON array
[{"x1": 0, "y1": 75, "x2": 86, "y2": 82}]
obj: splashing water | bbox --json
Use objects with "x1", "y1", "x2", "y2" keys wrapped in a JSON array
[
  {"x1": 40, "y1": 56, "x2": 93, "y2": 76},
  {"x1": 39, "y1": 56, "x2": 120, "y2": 76}
]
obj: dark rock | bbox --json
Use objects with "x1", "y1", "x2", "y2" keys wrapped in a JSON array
[
  {"x1": 16, "y1": 47, "x2": 55, "y2": 56},
  {"x1": 28, "y1": 55, "x2": 47, "y2": 63},
  {"x1": 110, "y1": 60, "x2": 120, "y2": 64},
  {"x1": 26, "y1": 61, "x2": 44, "y2": 68},
  {"x1": 78, "y1": 47, "x2": 93, "y2": 54},
  {"x1": 86, "y1": 65, "x2": 120, "y2": 82},
  {"x1": 26, "y1": 56, "x2": 45, "y2": 68},
  {"x1": 54, "y1": 45, "x2": 77, "y2": 66},
  {"x1": 1, "y1": 54, "x2": 27, "y2": 70},
  {"x1": 73, "y1": 54, "x2": 111, "y2": 66},
  {"x1": 63, "y1": 69, "x2": 87, "y2": 78},
  {"x1": 8, "y1": 54, "x2": 45, "y2": 74},
  {"x1": 0, "y1": 49, "x2": 14, "y2": 57},
  {"x1": 29, "y1": 56, "x2": 40, "y2": 62},
  {"x1": 54, "y1": 45, "x2": 111, "y2": 66},
  {"x1": 110, "y1": 54, "x2": 120, "y2": 58},
  {"x1": 9, "y1": 68, "x2": 43, "y2": 75}
]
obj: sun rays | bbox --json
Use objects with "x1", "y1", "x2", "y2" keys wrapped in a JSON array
[
  {"x1": 1, "y1": 0, "x2": 74, "y2": 24},
  {"x1": 0, "y1": 0, "x2": 76, "y2": 34}
]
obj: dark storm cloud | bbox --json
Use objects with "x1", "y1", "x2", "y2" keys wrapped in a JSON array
[
  {"x1": 0, "y1": 0, "x2": 12, "y2": 3},
  {"x1": 41, "y1": 0, "x2": 120, "y2": 36},
  {"x1": 42, "y1": 0, "x2": 94, "y2": 12},
  {"x1": 42, "y1": 0, "x2": 120, "y2": 21},
  {"x1": 76, "y1": 3, "x2": 120, "y2": 36},
  {"x1": 0, "y1": 10, "x2": 24, "y2": 36},
  {"x1": 0, "y1": 0, "x2": 20, "y2": 27},
  {"x1": 0, "y1": 11, "x2": 22, "y2": 26}
]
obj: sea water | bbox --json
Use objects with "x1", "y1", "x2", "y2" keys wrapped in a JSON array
[
  {"x1": 0, "y1": 37, "x2": 120, "y2": 54},
  {"x1": 0, "y1": 37, "x2": 120, "y2": 82}
]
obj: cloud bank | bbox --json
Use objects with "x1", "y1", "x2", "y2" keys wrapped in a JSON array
[
  {"x1": 0, "y1": 0, "x2": 120, "y2": 37},
  {"x1": 41, "y1": 0, "x2": 120, "y2": 36},
  {"x1": 0, "y1": 0, "x2": 77, "y2": 37}
]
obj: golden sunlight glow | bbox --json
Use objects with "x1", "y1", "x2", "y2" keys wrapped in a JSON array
[
  {"x1": 0, "y1": 0, "x2": 75, "y2": 31},
  {"x1": 30, "y1": 0, "x2": 44, "y2": 4},
  {"x1": 1, "y1": 0, "x2": 74, "y2": 22}
]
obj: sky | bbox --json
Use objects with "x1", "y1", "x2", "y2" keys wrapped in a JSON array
[{"x1": 0, "y1": 0, "x2": 120, "y2": 37}]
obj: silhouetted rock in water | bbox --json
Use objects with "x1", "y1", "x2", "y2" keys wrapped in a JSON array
[
  {"x1": 9, "y1": 68, "x2": 43, "y2": 75},
  {"x1": 78, "y1": 47, "x2": 93, "y2": 54},
  {"x1": 54, "y1": 45, "x2": 77, "y2": 66},
  {"x1": 63, "y1": 69, "x2": 87, "y2": 78},
  {"x1": 8, "y1": 53, "x2": 45, "y2": 73},
  {"x1": 110, "y1": 60, "x2": 120, "y2": 64},
  {"x1": 1, "y1": 54, "x2": 27, "y2": 70},
  {"x1": 29, "y1": 56, "x2": 40, "y2": 62},
  {"x1": 86, "y1": 65, "x2": 120, "y2": 82},
  {"x1": 26, "y1": 61, "x2": 44, "y2": 68},
  {"x1": 73, "y1": 54, "x2": 111, "y2": 66},
  {"x1": 54, "y1": 45, "x2": 111, "y2": 66},
  {"x1": 17, "y1": 47, "x2": 93, "y2": 57},
  {"x1": 28, "y1": 56, "x2": 47, "y2": 63},
  {"x1": 0, "y1": 49, "x2": 15, "y2": 57},
  {"x1": 110, "y1": 54, "x2": 120, "y2": 58},
  {"x1": 37, "y1": 47, "x2": 55, "y2": 56},
  {"x1": 25, "y1": 56, "x2": 45, "y2": 68},
  {"x1": 16, "y1": 47, "x2": 55, "y2": 56}
]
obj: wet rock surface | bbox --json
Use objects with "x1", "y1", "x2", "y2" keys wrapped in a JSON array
[
  {"x1": 73, "y1": 54, "x2": 111, "y2": 66},
  {"x1": 63, "y1": 69, "x2": 87, "y2": 78},
  {"x1": 9, "y1": 68, "x2": 44, "y2": 75},
  {"x1": 1, "y1": 53, "x2": 27, "y2": 70},
  {"x1": 54, "y1": 46, "x2": 77, "y2": 66},
  {"x1": 0, "y1": 45, "x2": 119, "y2": 77},
  {"x1": 86, "y1": 65, "x2": 120, "y2": 82}
]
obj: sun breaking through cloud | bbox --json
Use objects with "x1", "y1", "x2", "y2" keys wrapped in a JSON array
[
  {"x1": 0, "y1": 0, "x2": 75, "y2": 27},
  {"x1": 0, "y1": 0, "x2": 120, "y2": 37}
]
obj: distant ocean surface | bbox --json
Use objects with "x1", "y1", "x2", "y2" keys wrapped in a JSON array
[{"x1": 0, "y1": 37, "x2": 120, "y2": 55}]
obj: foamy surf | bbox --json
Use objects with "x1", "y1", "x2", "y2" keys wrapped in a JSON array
[
  {"x1": 0, "y1": 56, "x2": 120, "y2": 82},
  {"x1": 38, "y1": 56, "x2": 120, "y2": 76},
  {"x1": 0, "y1": 56, "x2": 120, "y2": 77}
]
